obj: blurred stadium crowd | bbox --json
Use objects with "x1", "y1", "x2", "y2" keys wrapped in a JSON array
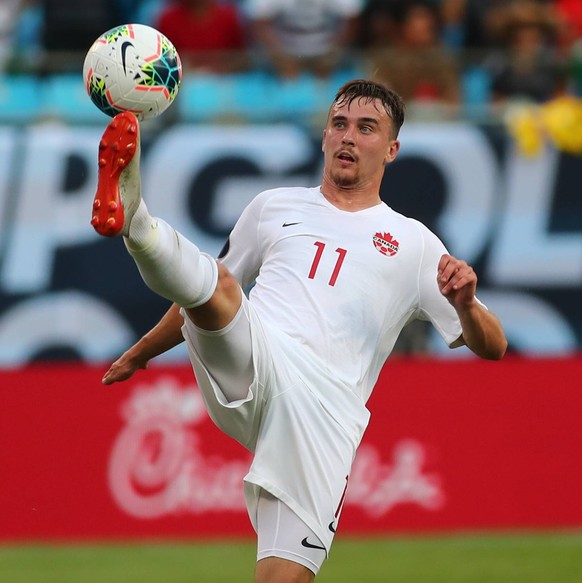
[{"x1": 1, "y1": 0, "x2": 581, "y2": 122}]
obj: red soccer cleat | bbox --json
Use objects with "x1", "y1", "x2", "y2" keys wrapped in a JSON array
[{"x1": 91, "y1": 112, "x2": 142, "y2": 237}]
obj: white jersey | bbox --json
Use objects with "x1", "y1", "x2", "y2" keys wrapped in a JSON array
[
  {"x1": 222, "y1": 185, "x2": 462, "y2": 404},
  {"x1": 184, "y1": 185, "x2": 464, "y2": 552}
]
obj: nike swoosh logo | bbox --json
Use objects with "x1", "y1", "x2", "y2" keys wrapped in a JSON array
[
  {"x1": 282, "y1": 222, "x2": 301, "y2": 227},
  {"x1": 120, "y1": 41, "x2": 134, "y2": 75},
  {"x1": 328, "y1": 522, "x2": 336, "y2": 533},
  {"x1": 301, "y1": 537, "x2": 326, "y2": 551}
]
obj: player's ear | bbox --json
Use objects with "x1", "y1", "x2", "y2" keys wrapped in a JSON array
[
  {"x1": 322, "y1": 129, "x2": 327, "y2": 152},
  {"x1": 384, "y1": 139, "x2": 400, "y2": 164}
]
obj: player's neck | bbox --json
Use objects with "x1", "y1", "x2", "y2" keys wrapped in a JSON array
[{"x1": 320, "y1": 179, "x2": 382, "y2": 212}]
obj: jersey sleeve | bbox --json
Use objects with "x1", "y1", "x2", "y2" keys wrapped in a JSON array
[
  {"x1": 416, "y1": 223, "x2": 463, "y2": 347},
  {"x1": 217, "y1": 190, "x2": 268, "y2": 289}
]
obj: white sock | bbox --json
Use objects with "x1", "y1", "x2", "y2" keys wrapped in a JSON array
[
  {"x1": 124, "y1": 201, "x2": 218, "y2": 308},
  {"x1": 126, "y1": 200, "x2": 158, "y2": 250}
]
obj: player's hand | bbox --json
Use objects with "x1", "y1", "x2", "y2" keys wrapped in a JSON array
[
  {"x1": 102, "y1": 352, "x2": 148, "y2": 385},
  {"x1": 437, "y1": 254, "x2": 477, "y2": 311}
]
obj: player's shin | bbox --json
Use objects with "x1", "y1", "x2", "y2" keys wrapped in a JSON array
[{"x1": 125, "y1": 214, "x2": 218, "y2": 309}]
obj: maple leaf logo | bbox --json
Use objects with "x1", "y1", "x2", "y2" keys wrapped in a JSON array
[{"x1": 373, "y1": 232, "x2": 400, "y2": 256}]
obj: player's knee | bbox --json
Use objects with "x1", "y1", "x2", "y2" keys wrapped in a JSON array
[
  {"x1": 186, "y1": 263, "x2": 242, "y2": 330},
  {"x1": 214, "y1": 263, "x2": 240, "y2": 301}
]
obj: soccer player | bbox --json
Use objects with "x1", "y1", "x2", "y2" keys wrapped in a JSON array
[{"x1": 91, "y1": 79, "x2": 507, "y2": 583}]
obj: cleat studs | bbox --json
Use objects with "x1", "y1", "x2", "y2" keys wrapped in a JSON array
[
  {"x1": 93, "y1": 199, "x2": 101, "y2": 209},
  {"x1": 108, "y1": 201, "x2": 118, "y2": 211},
  {"x1": 117, "y1": 158, "x2": 125, "y2": 167},
  {"x1": 91, "y1": 216, "x2": 100, "y2": 226},
  {"x1": 106, "y1": 217, "x2": 116, "y2": 227},
  {"x1": 128, "y1": 124, "x2": 137, "y2": 134},
  {"x1": 98, "y1": 158, "x2": 106, "y2": 167}
]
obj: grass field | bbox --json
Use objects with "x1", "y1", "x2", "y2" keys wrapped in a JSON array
[{"x1": 1, "y1": 532, "x2": 581, "y2": 582}]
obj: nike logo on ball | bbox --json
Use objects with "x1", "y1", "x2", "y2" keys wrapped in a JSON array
[
  {"x1": 282, "y1": 222, "x2": 301, "y2": 227},
  {"x1": 120, "y1": 41, "x2": 134, "y2": 75},
  {"x1": 301, "y1": 537, "x2": 326, "y2": 551}
]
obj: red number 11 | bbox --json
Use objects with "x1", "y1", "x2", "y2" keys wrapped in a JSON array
[{"x1": 308, "y1": 241, "x2": 347, "y2": 287}]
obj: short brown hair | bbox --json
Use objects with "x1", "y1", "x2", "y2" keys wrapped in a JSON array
[{"x1": 331, "y1": 79, "x2": 406, "y2": 137}]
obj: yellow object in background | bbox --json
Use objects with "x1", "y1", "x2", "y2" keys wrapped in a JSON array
[
  {"x1": 541, "y1": 96, "x2": 582, "y2": 154},
  {"x1": 506, "y1": 105, "x2": 544, "y2": 157},
  {"x1": 507, "y1": 96, "x2": 582, "y2": 157}
]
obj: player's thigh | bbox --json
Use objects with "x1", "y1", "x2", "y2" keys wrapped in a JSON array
[
  {"x1": 255, "y1": 557, "x2": 315, "y2": 583},
  {"x1": 256, "y1": 489, "x2": 326, "y2": 579}
]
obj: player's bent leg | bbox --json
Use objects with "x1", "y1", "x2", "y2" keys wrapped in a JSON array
[
  {"x1": 181, "y1": 293, "x2": 267, "y2": 449},
  {"x1": 126, "y1": 219, "x2": 219, "y2": 309},
  {"x1": 255, "y1": 489, "x2": 325, "y2": 583},
  {"x1": 184, "y1": 289, "x2": 253, "y2": 403},
  {"x1": 91, "y1": 112, "x2": 220, "y2": 311}
]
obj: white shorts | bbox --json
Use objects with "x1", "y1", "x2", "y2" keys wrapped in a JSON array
[
  {"x1": 181, "y1": 295, "x2": 369, "y2": 556},
  {"x1": 257, "y1": 488, "x2": 327, "y2": 575}
]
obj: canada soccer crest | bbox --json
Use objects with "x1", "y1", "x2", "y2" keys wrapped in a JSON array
[{"x1": 373, "y1": 232, "x2": 400, "y2": 256}]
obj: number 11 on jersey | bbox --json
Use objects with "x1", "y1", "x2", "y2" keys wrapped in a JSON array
[{"x1": 308, "y1": 241, "x2": 347, "y2": 287}]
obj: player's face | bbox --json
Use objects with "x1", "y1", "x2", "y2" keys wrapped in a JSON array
[{"x1": 322, "y1": 98, "x2": 399, "y2": 189}]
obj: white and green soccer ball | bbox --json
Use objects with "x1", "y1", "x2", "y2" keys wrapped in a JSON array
[{"x1": 83, "y1": 23, "x2": 182, "y2": 120}]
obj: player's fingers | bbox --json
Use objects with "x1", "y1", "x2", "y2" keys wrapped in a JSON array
[
  {"x1": 102, "y1": 370, "x2": 115, "y2": 385},
  {"x1": 438, "y1": 265, "x2": 461, "y2": 288},
  {"x1": 103, "y1": 359, "x2": 146, "y2": 384},
  {"x1": 102, "y1": 363, "x2": 126, "y2": 385},
  {"x1": 438, "y1": 253, "x2": 455, "y2": 271},
  {"x1": 441, "y1": 270, "x2": 476, "y2": 294},
  {"x1": 449, "y1": 274, "x2": 470, "y2": 292},
  {"x1": 439, "y1": 257, "x2": 467, "y2": 282},
  {"x1": 437, "y1": 255, "x2": 452, "y2": 281}
]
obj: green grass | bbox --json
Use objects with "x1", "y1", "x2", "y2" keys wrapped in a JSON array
[{"x1": 1, "y1": 532, "x2": 581, "y2": 582}]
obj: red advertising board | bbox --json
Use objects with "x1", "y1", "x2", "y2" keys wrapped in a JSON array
[{"x1": 1, "y1": 357, "x2": 581, "y2": 541}]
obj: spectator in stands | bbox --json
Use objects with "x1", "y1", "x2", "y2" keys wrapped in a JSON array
[
  {"x1": 555, "y1": 0, "x2": 582, "y2": 47},
  {"x1": 439, "y1": 0, "x2": 557, "y2": 50},
  {"x1": 486, "y1": 0, "x2": 565, "y2": 104},
  {"x1": 154, "y1": 0, "x2": 248, "y2": 72},
  {"x1": 0, "y1": 0, "x2": 24, "y2": 70},
  {"x1": 38, "y1": 0, "x2": 124, "y2": 71},
  {"x1": 244, "y1": 0, "x2": 363, "y2": 79},
  {"x1": 439, "y1": 0, "x2": 510, "y2": 50},
  {"x1": 366, "y1": 1, "x2": 460, "y2": 112},
  {"x1": 129, "y1": 0, "x2": 165, "y2": 25},
  {"x1": 356, "y1": 0, "x2": 399, "y2": 50},
  {"x1": 550, "y1": 0, "x2": 582, "y2": 96}
]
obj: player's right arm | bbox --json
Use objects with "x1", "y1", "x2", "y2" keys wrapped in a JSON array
[{"x1": 102, "y1": 303, "x2": 185, "y2": 385}]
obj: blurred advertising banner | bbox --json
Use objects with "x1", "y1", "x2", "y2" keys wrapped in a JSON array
[
  {"x1": 0, "y1": 122, "x2": 580, "y2": 366},
  {"x1": 1, "y1": 357, "x2": 581, "y2": 541}
]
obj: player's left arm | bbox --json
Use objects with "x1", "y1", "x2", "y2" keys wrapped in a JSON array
[
  {"x1": 438, "y1": 254, "x2": 507, "y2": 360},
  {"x1": 102, "y1": 302, "x2": 185, "y2": 385}
]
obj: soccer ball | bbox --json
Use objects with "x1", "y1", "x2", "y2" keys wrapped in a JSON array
[{"x1": 83, "y1": 23, "x2": 182, "y2": 120}]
